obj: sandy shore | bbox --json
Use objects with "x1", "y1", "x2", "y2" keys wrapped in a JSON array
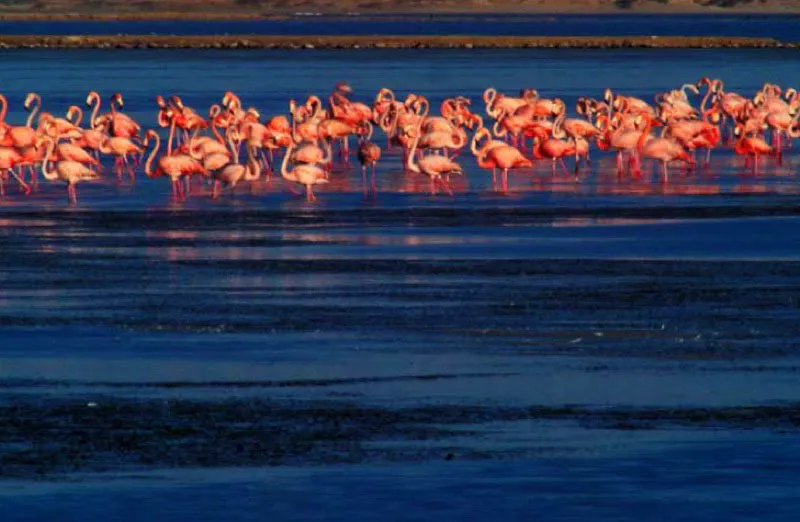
[{"x1": 0, "y1": 35, "x2": 792, "y2": 49}]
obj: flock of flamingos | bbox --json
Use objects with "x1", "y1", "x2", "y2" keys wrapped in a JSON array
[{"x1": 0, "y1": 78, "x2": 797, "y2": 203}]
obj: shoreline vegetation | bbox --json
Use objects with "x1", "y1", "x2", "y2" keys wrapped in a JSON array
[
  {"x1": 0, "y1": 35, "x2": 793, "y2": 49},
  {"x1": 1, "y1": 1, "x2": 800, "y2": 19}
]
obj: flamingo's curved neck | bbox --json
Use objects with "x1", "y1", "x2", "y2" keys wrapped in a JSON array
[
  {"x1": 89, "y1": 93, "x2": 101, "y2": 129},
  {"x1": 26, "y1": 94, "x2": 41, "y2": 128},
  {"x1": 226, "y1": 127, "x2": 240, "y2": 164},
  {"x1": 243, "y1": 145, "x2": 260, "y2": 181},
  {"x1": 552, "y1": 111, "x2": 566, "y2": 139},
  {"x1": 388, "y1": 108, "x2": 399, "y2": 137},
  {"x1": 186, "y1": 125, "x2": 202, "y2": 154},
  {"x1": 145, "y1": 134, "x2": 160, "y2": 177},
  {"x1": 0, "y1": 95, "x2": 7, "y2": 125},
  {"x1": 416, "y1": 98, "x2": 430, "y2": 119},
  {"x1": 483, "y1": 88, "x2": 496, "y2": 107},
  {"x1": 167, "y1": 117, "x2": 177, "y2": 156},
  {"x1": 406, "y1": 125, "x2": 422, "y2": 174},
  {"x1": 68, "y1": 106, "x2": 83, "y2": 127},
  {"x1": 492, "y1": 116, "x2": 506, "y2": 139},
  {"x1": 290, "y1": 103, "x2": 298, "y2": 144},
  {"x1": 41, "y1": 138, "x2": 58, "y2": 181},
  {"x1": 281, "y1": 142, "x2": 294, "y2": 179},
  {"x1": 470, "y1": 129, "x2": 484, "y2": 157},
  {"x1": 637, "y1": 117, "x2": 653, "y2": 152},
  {"x1": 210, "y1": 117, "x2": 224, "y2": 144}
]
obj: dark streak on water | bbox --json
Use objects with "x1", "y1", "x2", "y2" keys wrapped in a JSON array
[{"x1": 3, "y1": 394, "x2": 800, "y2": 479}]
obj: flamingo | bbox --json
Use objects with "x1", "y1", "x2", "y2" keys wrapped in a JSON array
[
  {"x1": 357, "y1": 121, "x2": 381, "y2": 196},
  {"x1": 211, "y1": 143, "x2": 260, "y2": 199},
  {"x1": 0, "y1": 146, "x2": 31, "y2": 197},
  {"x1": 289, "y1": 99, "x2": 330, "y2": 170},
  {"x1": 100, "y1": 137, "x2": 143, "y2": 182},
  {"x1": 406, "y1": 122, "x2": 462, "y2": 196},
  {"x1": 636, "y1": 116, "x2": 693, "y2": 180},
  {"x1": 37, "y1": 136, "x2": 101, "y2": 204},
  {"x1": 144, "y1": 130, "x2": 208, "y2": 200},
  {"x1": 473, "y1": 136, "x2": 531, "y2": 192},
  {"x1": 281, "y1": 142, "x2": 329, "y2": 202},
  {"x1": 0, "y1": 93, "x2": 39, "y2": 149},
  {"x1": 733, "y1": 124, "x2": 772, "y2": 174},
  {"x1": 484, "y1": 88, "x2": 530, "y2": 119}
]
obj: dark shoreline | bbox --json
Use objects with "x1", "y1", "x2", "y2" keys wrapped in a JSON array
[{"x1": 0, "y1": 35, "x2": 792, "y2": 49}]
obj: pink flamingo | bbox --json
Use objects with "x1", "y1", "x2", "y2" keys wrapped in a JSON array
[
  {"x1": 38, "y1": 136, "x2": 101, "y2": 204},
  {"x1": 406, "y1": 122, "x2": 462, "y2": 196},
  {"x1": 210, "y1": 142, "x2": 260, "y2": 199},
  {"x1": 0, "y1": 147, "x2": 31, "y2": 197},
  {"x1": 100, "y1": 136, "x2": 142, "y2": 182},
  {"x1": 357, "y1": 121, "x2": 382, "y2": 196},
  {"x1": 473, "y1": 131, "x2": 532, "y2": 192},
  {"x1": 733, "y1": 124, "x2": 772, "y2": 174},
  {"x1": 144, "y1": 130, "x2": 208, "y2": 200},
  {"x1": 281, "y1": 142, "x2": 329, "y2": 202},
  {"x1": 0, "y1": 93, "x2": 39, "y2": 149}
]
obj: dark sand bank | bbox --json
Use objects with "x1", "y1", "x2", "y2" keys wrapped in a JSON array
[{"x1": 0, "y1": 35, "x2": 791, "y2": 49}]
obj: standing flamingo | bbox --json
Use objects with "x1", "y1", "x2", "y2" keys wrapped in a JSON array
[
  {"x1": 406, "y1": 122, "x2": 462, "y2": 196},
  {"x1": 37, "y1": 136, "x2": 101, "y2": 204},
  {"x1": 0, "y1": 146, "x2": 31, "y2": 197},
  {"x1": 357, "y1": 121, "x2": 381, "y2": 196},
  {"x1": 144, "y1": 130, "x2": 208, "y2": 200},
  {"x1": 733, "y1": 124, "x2": 772, "y2": 174},
  {"x1": 100, "y1": 137, "x2": 143, "y2": 182},
  {"x1": 211, "y1": 144, "x2": 260, "y2": 199},
  {"x1": 281, "y1": 142, "x2": 329, "y2": 201}
]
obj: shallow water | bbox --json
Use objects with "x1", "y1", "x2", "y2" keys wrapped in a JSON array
[
  {"x1": 1, "y1": 14, "x2": 799, "y2": 39},
  {"x1": 1, "y1": 48, "x2": 800, "y2": 520}
]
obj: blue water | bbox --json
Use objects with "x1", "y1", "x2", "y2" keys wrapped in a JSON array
[
  {"x1": 1, "y1": 48, "x2": 800, "y2": 520},
  {"x1": 4, "y1": 437, "x2": 800, "y2": 522},
  {"x1": 0, "y1": 14, "x2": 798, "y2": 38}
]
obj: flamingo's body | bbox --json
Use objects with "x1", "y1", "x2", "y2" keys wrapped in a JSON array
[
  {"x1": 38, "y1": 137, "x2": 100, "y2": 203},
  {"x1": 281, "y1": 143, "x2": 329, "y2": 201}
]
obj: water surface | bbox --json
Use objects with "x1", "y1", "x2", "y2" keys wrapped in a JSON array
[
  {"x1": 0, "y1": 14, "x2": 799, "y2": 38},
  {"x1": 1, "y1": 48, "x2": 800, "y2": 521}
]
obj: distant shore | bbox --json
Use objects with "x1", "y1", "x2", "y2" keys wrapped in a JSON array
[
  {"x1": 0, "y1": 35, "x2": 793, "y2": 49},
  {"x1": 0, "y1": 1, "x2": 800, "y2": 21}
]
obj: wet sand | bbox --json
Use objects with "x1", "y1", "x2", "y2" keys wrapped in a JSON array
[{"x1": 0, "y1": 35, "x2": 790, "y2": 49}]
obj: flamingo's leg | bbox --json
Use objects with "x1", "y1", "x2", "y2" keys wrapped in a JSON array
[
  {"x1": 9, "y1": 170, "x2": 30, "y2": 195},
  {"x1": 361, "y1": 166, "x2": 368, "y2": 197},
  {"x1": 559, "y1": 157, "x2": 570, "y2": 177}
]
